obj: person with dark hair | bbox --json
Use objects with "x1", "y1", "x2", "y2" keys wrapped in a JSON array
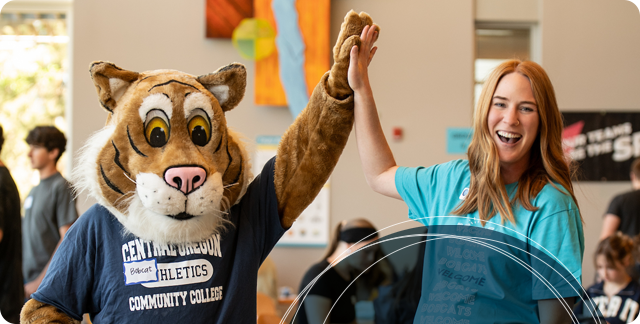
[
  {"x1": 373, "y1": 229, "x2": 426, "y2": 324},
  {"x1": 22, "y1": 126, "x2": 77, "y2": 300},
  {"x1": 296, "y1": 219, "x2": 382, "y2": 324},
  {"x1": 574, "y1": 233, "x2": 640, "y2": 323},
  {"x1": 0, "y1": 124, "x2": 24, "y2": 322},
  {"x1": 600, "y1": 158, "x2": 640, "y2": 240}
]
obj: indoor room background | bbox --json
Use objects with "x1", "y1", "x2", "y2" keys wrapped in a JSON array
[{"x1": 2, "y1": 0, "x2": 640, "y2": 293}]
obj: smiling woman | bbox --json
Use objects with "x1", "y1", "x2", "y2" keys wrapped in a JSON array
[
  {"x1": 457, "y1": 60, "x2": 576, "y2": 224},
  {"x1": 488, "y1": 73, "x2": 539, "y2": 177},
  {"x1": 349, "y1": 23, "x2": 584, "y2": 324}
]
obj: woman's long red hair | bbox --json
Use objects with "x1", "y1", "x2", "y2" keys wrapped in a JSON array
[{"x1": 452, "y1": 60, "x2": 580, "y2": 224}]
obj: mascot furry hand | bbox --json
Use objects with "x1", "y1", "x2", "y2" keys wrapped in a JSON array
[{"x1": 20, "y1": 11, "x2": 378, "y2": 324}]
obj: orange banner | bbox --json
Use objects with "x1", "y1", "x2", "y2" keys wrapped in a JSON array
[{"x1": 254, "y1": 0, "x2": 330, "y2": 106}]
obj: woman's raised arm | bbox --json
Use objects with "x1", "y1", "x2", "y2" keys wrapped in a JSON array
[{"x1": 348, "y1": 25, "x2": 401, "y2": 200}]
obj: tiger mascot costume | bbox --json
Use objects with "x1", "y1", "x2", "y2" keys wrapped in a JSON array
[{"x1": 20, "y1": 11, "x2": 379, "y2": 324}]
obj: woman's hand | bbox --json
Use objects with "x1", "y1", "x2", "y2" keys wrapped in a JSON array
[
  {"x1": 350, "y1": 23, "x2": 400, "y2": 200},
  {"x1": 348, "y1": 24, "x2": 378, "y2": 93}
]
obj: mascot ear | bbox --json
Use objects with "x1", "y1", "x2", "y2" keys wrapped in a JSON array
[
  {"x1": 90, "y1": 61, "x2": 140, "y2": 113},
  {"x1": 197, "y1": 63, "x2": 246, "y2": 112}
]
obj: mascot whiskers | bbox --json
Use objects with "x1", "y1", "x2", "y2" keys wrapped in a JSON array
[{"x1": 20, "y1": 11, "x2": 379, "y2": 324}]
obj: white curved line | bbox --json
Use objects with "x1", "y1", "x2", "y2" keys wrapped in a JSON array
[{"x1": 285, "y1": 222, "x2": 601, "y2": 324}]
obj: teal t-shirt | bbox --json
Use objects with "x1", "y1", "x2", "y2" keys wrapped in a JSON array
[{"x1": 395, "y1": 159, "x2": 584, "y2": 324}]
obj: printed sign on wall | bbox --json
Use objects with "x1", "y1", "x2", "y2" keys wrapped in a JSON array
[
  {"x1": 447, "y1": 128, "x2": 473, "y2": 155},
  {"x1": 253, "y1": 136, "x2": 329, "y2": 246},
  {"x1": 562, "y1": 112, "x2": 640, "y2": 181}
]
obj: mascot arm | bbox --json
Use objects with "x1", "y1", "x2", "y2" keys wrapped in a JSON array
[
  {"x1": 274, "y1": 11, "x2": 379, "y2": 228},
  {"x1": 20, "y1": 299, "x2": 81, "y2": 324}
]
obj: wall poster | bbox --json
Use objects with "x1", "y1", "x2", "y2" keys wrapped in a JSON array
[{"x1": 562, "y1": 112, "x2": 640, "y2": 181}]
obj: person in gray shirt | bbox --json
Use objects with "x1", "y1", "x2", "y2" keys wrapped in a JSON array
[
  {"x1": 22, "y1": 126, "x2": 77, "y2": 299},
  {"x1": 0, "y1": 125, "x2": 24, "y2": 322}
]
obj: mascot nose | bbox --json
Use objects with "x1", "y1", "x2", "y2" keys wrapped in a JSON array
[{"x1": 164, "y1": 166, "x2": 207, "y2": 195}]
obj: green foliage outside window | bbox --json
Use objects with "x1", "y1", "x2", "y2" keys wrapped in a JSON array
[{"x1": 0, "y1": 12, "x2": 68, "y2": 202}]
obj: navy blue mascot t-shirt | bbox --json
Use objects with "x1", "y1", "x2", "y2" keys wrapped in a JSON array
[{"x1": 32, "y1": 157, "x2": 285, "y2": 323}]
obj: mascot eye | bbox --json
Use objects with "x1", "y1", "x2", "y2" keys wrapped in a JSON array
[
  {"x1": 187, "y1": 109, "x2": 211, "y2": 146},
  {"x1": 144, "y1": 109, "x2": 170, "y2": 147}
]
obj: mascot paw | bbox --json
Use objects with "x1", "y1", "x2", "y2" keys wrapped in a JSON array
[
  {"x1": 327, "y1": 10, "x2": 380, "y2": 99},
  {"x1": 21, "y1": 299, "x2": 80, "y2": 324}
]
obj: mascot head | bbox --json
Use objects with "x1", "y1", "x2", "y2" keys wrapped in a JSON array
[{"x1": 73, "y1": 62, "x2": 252, "y2": 245}]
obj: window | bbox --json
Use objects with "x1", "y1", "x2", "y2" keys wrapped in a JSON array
[
  {"x1": 474, "y1": 25, "x2": 535, "y2": 109},
  {"x1": 0, "y1": 9, "x2": 69, "y2": 199}
]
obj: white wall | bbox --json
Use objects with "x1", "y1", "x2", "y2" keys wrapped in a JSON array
[
  {"x1": 541, "y1": 0, "x2": 640, "y2": 285},
  {"x1": 476, "y1": 0, "x2": 538, "y2": 22},
  {"x1": 68, "y1": 0, "x2": 640, "y2": 291}
]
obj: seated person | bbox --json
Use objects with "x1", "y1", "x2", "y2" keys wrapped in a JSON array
[
  {"x1": 374, "y1": 228, "x2": 427, "y2": 324},
  {"x1": 296, "y1": 219, "x2": 380, "y2": 324},
  {"x1": 574, "y1": 232, "x2": 640, "y2": 323},
  {"x1": 354, "y1": 246, "x2": 394, "y2": 301}
]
